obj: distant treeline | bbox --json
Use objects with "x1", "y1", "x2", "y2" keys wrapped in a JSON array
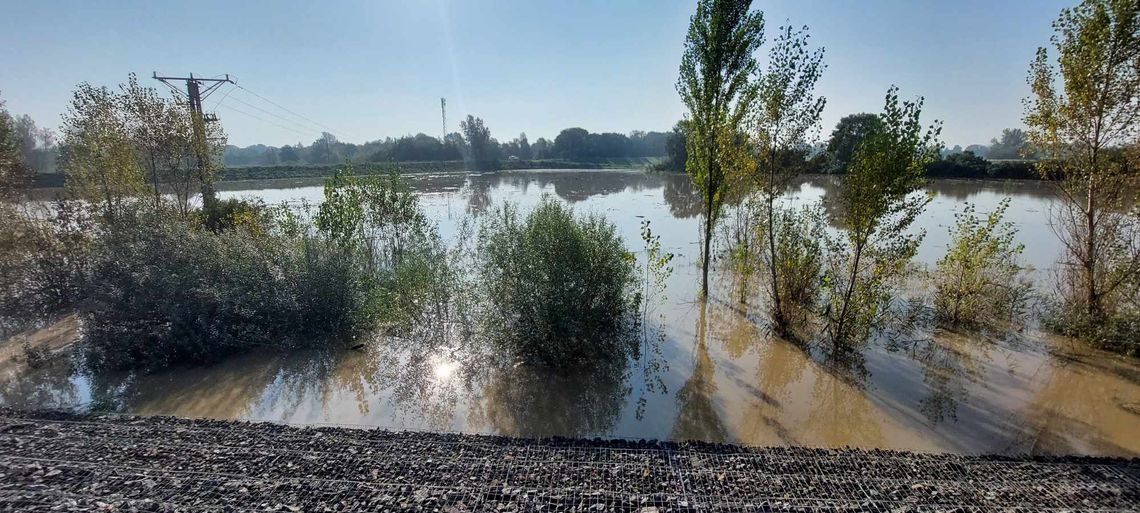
[
  {"x1": 657, "y1": 117, "x2": 1041, "y2": 180},
  {"x1": 223, "y1": 122, "x2": 669, "y2": 168},
  {"x1": 218, "y1": 158, "x2": 661, "y2": 182}
]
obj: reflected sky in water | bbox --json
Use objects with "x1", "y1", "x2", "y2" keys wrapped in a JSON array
[{"x1": 3, "y1": 170, "x2": 1138, "y2": 457}]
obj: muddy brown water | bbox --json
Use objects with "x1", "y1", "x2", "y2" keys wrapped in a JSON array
[{"x1": 3, "y1": 170, "x2": 1138, "y2": 456}]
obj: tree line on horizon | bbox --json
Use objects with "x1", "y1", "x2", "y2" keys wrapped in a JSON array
[
  {"x1": 659, "y1": 116, "x2": 1041, "y2": 179},
  {"x1": 221, "y1": 123, "x2": 671, "y2": 168},
  {"x1": 3, "y1": 90, "x2": 1048, "y2": 176}
]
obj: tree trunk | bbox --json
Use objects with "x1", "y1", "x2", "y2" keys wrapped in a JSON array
[
  {"x1": 766, "y1": 192, "x2": 786, "y2": 337},
  {"x1": 1085, "y1": 175, "x2": 1100, "y2": 318},
  {"x1": 701, "y1": 196, "x2": 712, "y2": 298},
  {"x1": 834, "y1": 239, "x2": 865, "y2": 348}
]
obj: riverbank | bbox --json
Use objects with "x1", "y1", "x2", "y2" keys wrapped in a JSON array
[
  {"x1": 0, "y1": 409, "x2": 1136, "y2": 512},
  {"x1": 29, "y1": 157, "x2": 664, "y2": 188}
]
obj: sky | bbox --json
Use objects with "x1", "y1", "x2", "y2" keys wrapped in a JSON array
[{"x1": 0, "y1": 0, "x2": 1072, "y2": 148}]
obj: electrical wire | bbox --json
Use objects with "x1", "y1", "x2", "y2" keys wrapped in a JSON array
[
  {"x1": 214, "y1": 103, "x2": 318, "y2": 139},
  {"x1": 234, "y1": 84, "x2": 352, "y2": 139},
  {"x1": 225, "y1": 94, "x2": 323, "y2": 135}
]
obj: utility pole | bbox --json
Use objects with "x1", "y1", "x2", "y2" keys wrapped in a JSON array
[
  {"x1": 153, "y1": 72, "x2": 234, "y2": 207},
  {"x1": 440, "y1": 98, "x2": 447, "y2": 141}
]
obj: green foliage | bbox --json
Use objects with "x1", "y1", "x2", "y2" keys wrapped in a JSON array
[
  {"x1": 635, "y1": 220, "x2": 674, "y2": 413},
  {"x1": 79, "y1": 206, "x2": 378, "y2": 371},
  {"x1": 58, "y1": 75, "x2": 225, "y2": 218},
  {"x1": 46, "y1": 168, "x2": 451, "y2": 372},
  {"x1": 657, "y1": 121, "x2": 690, "y2": 172},
  {"x1": 316, "y1": 170, "x2": 437, "y2": 272},
  {"x1": 721, "y1": 199, "x2": 764, "y2": 303},
  {"x1": 925, "y1": 151, "x2": 990, "y2": 178},
  {"x1": 677, "y1": 0, "x2": 765, "y2": 296},
  {"x1": 1024, "y1": 0, "x2": 1140, "y2": 331},
  {"x1": 933, "y1": 199, "x2": 1032, "y2": 329},
  {"x1": 460, "y1": 115, "x2": 497, "y2": 169},
  {"x1": 0, "y1": 200, "x2": 95, "y2": 336},
  {"x1": 987, "y1": 128, "x2": 1029, "y2": 160},
  {"x1": 825, "y1": 113, "x2": 883, "y2": 174},
  {"x1": 59, "y1": 83, "x2": 146, "y2": 219},
  {"x1": 0, "y1": 93, "x2": 33, "y2": 199},
  {"x1": 475, "y1": 196, "x2": 640, "y2": 367},
  {"x1": 223, "y1": 126, "x2": 668, "y2": 168},
  {"x1": 823, "y1": 86, "x2": 942, "y2": 348},
  {"x1": 198, "y1": 197, "x2": 265, "y2": 233},
  {"x1": 753, "y1": 22, "x2": 827, "y2": 337},
  {"x1": 120, "y1": 73, "x2": 203, "y2": 214},
  {"x1": 766, "y1": 205, "x2": 826, "y2": 341},
  {"x1": 1045, "y1": 307, "x2": 1139, "y2": 356},
  {"x1": 312, "y1": 170, "x2": 452, "y2": 329}
]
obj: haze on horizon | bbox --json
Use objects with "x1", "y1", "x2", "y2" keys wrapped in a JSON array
[{"x1": 0, "y1": 0, "x2": 1071, "y2": 148}]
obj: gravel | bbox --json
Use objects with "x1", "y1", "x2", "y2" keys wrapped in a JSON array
[{"x1": 0, "y1": 408, "x2": 1137, "y2": 512}]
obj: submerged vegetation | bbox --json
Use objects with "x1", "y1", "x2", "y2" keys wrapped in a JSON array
[
  {"x1": 474, "y1": 197, "x2": 640, "y2": 367},
  {"x1": 2, "y1": 0, "x2": 1140, "y2": 452},
  {"x1": 820, "y1": 87, "x2": 941, "y2": 349},
  {"x1": 1023, "y1": 0, "x2": 1140, "y2": 356},
  {"x1": 670, "y1": 0, "x2": 1139, "y2": 360},
  {"x1": 933, "y1": 200, "x2": 1032, "y2": 330}
]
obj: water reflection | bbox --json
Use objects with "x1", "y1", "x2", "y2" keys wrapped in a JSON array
[
  {"x1": 671, "y1": 302, "x2": 728, "y2": 441},
  {"x1": 663, "y1": 176, "x2": 703, "y2": 219},
  {"x1": 890, "y1": 333, "x2": 988, "y2": 424},
  {"x1": 471, "y1": 358, "x2": 631, "y2": 438},
  {"x1": 8, "y1": 170, "x2": 1140, "y2": 457}
]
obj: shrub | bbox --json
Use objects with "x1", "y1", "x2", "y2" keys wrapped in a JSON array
[
  {"x1": 933, "y1": 199, "x2": 1032, "y2": 328},
  {"x1": 475, "y1": 196, "x2": 639, "y2": 367},
  {"x1": 197, "y1": 197, "x2": 264, "y2": 233},
  {"x1": 80, "y1": 170, "x2": 449, "y2": 372},
  {"x1": 0, "y1": 200, "x2": 94, "y2": 336},
  {"x1": 1045, "y1": 307, "x2": 1139, "y2": 357},
  {"x1": 79, "y1": 207, "x2": 372, "y2": 371},
  {"x1": 314, "y1": 170, "x2": 453, "y2": 327},
  {"x1": 767, "y1": 205, "x2": 826, "y2": 340}
]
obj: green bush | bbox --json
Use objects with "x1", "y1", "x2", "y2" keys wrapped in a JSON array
[
  {"x1": 197, "y1": 197, "x2": 264, "y2": 233},
  {"x1": 933, "y1": 199, "x2": 1032, "y2": 329},
  {"x1": 79, "y1": 207, "x2": 378, "y2": 371},
  {"x1": 0, "y1": 200, "x2": 94, "y2": 336},
  {"x1": 79, "y1": 170, "x2": 449, "y2": 372},
  {"x1": 475, "y1": 196, "x2": 640, "y2": 367},
  {"x1": 1045, "y1": 306, "x2": 1139, "y2": 357},
  {"x1": 768, "y1": 205, "x2": 826, "y2": 340}
]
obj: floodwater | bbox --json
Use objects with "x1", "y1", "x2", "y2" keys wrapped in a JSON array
[{"x1": 3, "y1": 170, "x2": 1139, "y2": 456}]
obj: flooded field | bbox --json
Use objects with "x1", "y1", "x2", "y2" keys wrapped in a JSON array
[{"x1": 3, "y1": 170, "x2": 1138, "y2": 456}]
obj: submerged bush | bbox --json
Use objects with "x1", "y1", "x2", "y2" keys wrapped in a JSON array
[
  {"x1": 80, "y1": 170, "x2": 449, "y2": 372},
  {"x1": 1044, "y1": 307, "x2": 1139, "y2": 356},
  {"x1": 766, "y1": 205, "x2": 826, "y2": 341},
  {"x1": 197, "y1": 197, "x2": 265, "y2": 233},
  {"x1": 0, "y1": 200, "x2": 94, "y2": 336},
  {"x1": 475, "y1": 196, "x2": 639, "y2": 367},
  {"x1": 80, "y1": 207, "x2": 370, "y2": 371},
  {"x1": 314, "y1": 170, "x2": 453, "y2": 328},
  {"x1": 933, "y1": 199, "x2": 1032, "y2": 329}
]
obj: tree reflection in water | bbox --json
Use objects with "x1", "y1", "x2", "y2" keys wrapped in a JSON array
[
  {"x1": 662, "y1": 174, "x2": 703, "y2": 219},
  {"x1": 468, "y1": 356, "x2": 632, "y2": 438},
  {"x1": 888, "y1": 332, "x2": 992, "y2": 424},
  {"x1": 0, "y1": 357, "x2": 83, "y2": 410},
  {"x1": 671, "y1": 301, "x2": 729, "y2": 442}
]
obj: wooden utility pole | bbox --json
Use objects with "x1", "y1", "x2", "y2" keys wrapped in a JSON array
[
  {"x1": 153, "y1": 72, "x2": 234, "y2": 207},
  {"x1": 440, "y1": 98, "x2": 447, "y2": 141}
]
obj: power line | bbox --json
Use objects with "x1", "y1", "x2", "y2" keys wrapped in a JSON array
[
  {"x1": 210, "y1": 84, "x2": 238, "y2": 112},
  {"x1": 224, "y1": 93, "x2": 324, "y2": 135},
  {"x1": 233, "y1": 84, "x2": 349, "y2": 139},
  {"x1": 214, "y1": 103, "x2": 319, "y2": 139}
]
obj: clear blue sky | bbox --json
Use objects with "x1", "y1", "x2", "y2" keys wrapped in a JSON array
[{"x1": 0, "y1": 0, "x2": 1070, "y2": 148}]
